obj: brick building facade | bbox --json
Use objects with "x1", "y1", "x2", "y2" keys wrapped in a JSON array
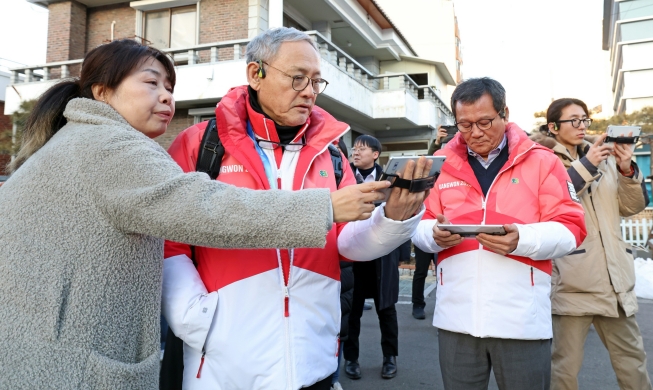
[
  {"x1": 39, "y1": 0, "x2": 252, "y2": 149},
  {"x1": 18, "y1": 0, "x2": 457, "y2": 156}
]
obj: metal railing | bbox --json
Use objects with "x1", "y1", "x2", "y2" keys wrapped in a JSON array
[
  {"x1": 9, "y1": 59, "x2": 83, "y2": 84},
  {"x1": 7, "y1": 33, "x2": 454, "y2": 120},
  {"x1": 307, "y1": 30, "x2": 379, "y2": 90}
]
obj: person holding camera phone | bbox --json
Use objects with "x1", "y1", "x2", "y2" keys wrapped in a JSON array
[
  {"x1": 532, "y1": 98, "x2": 651, "y2": 390},
  {"x1": 412, "y1": 78, "x2": 587, "y2": 390},
  {"x1": 427, "y1": 126, "x2": 451, "y2": 156}
]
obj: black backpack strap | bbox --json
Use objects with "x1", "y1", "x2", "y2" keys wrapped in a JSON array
[
  {"x1": 328, "y1": 144, "x2": 343, "y2": 189},
  {"x1": 195, "y1": 118, "x2": 224, "y2": 180}
]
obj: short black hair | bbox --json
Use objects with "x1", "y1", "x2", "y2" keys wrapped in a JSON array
[
  {"x1": 353, "y1": 135, "x2": 382, "y2": 160},
  {"x1": 451, "y1": 77, "x2": 506, "y2": 119}
]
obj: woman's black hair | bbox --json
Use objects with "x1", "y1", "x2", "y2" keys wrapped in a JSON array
[{"x1": 9, "y1": 39, "x2": 175, "y2": 173}]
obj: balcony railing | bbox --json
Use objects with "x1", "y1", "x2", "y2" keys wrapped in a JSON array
[{"x1": 7, "y1": 33, "x2": 453, "y2": 121}]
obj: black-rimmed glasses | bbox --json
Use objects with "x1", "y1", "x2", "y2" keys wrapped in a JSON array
[
  {"x1": 257, "y1": 138, "x2": 305, "y2": 152},
  {"x1": 557, "y1": 118, "x2": 593, "y2": 128},
  {"x1": 262, "y1": 61, "x2": 329, "y2": 94},
  {"x1": 454, "y1": 113, "x2": 502, "y2": 133}
]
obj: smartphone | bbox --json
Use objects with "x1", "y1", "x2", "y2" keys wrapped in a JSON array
[
  {"x1": 438, "y1": 224, "x2": 507, "y2": 237},
  {"x1": 440, "y1": 125, "x2": 458, "y2": 144},
  {"x1": 382, "y1": 156, "x2": 446, "y2": 178},
  {"x1": 376, "y1": 156, "x2": 446, "y2": 202},
  {"x1": 606, "y1": 125, "x2": 641, "y2": 151}
]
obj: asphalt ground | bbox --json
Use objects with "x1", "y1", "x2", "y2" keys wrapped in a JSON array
[{"x1": 337, "y1": 273, "x2": 653, "y2": 390}]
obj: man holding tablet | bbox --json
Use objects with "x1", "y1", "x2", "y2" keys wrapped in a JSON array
[{"x1": 412, "y1": 77, "x2": 587, "y2": 390}]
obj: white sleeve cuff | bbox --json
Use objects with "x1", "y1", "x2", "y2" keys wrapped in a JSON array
[
  {"x1": 337, "y1": 203, "x2": 425, "y2": 261},
  {"x1": 162, "y1": 255, "x2": 218, "y2": 352},
  {"x1": 411, "y1": 219, "x2": 444, "y2": 253},
  {"x1": 512, "y1": 222, "x2": 577, "y2": 260}
]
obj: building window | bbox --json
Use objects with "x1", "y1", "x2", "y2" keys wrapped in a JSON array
[
  {"x1": 144, "y1": 5, "x2": 196, "y2": 49},
  {"x1": 620, "y1": 18, "x2": 653, "y2": 41},
  {"x1": 618, "y1": 0, "x2": 653, "y2": 21}
]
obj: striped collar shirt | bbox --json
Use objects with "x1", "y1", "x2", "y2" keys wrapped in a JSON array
[{"x1": 467, "y1": 135, "x2": 507, "y2": 169}]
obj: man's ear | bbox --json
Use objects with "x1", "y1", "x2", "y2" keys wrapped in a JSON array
[
  {"x1": 548, "y1": 122, "x2": 558, "y2": 135},
  {"x1": 246, "y1": 62, "x2": 262, "y2": 91},
  {"x1": 502, "y1": 106, "x2": 510, "y2": 122},
  {"x1": 373, "y1": 151, "x2": 380, "y2": 161}
]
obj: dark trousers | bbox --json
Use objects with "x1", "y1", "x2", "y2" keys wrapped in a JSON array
[
  {"x1": 302, "y1": 375, "x2": 332, "y2": 389},
  {"x1": 412, "y1": 245, "x2": 435, "y2": 308},
  {"x1": 344, "y1": 284, "x2": 399, "y2": 360},
  {"x1": 438, "y1": 329, "x2": 551, "y2": 390}
]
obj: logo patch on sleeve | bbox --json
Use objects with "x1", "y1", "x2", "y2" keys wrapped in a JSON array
[
  {"x1": 319, "y1": 170, "x2": 328, "y2": 177},
  {"x1": 567, "y1": 181, "x2": 580, "y2": 203}
]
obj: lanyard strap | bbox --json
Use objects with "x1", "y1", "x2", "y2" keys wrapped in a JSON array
[{"x1": 246, "y1": 120, "x2": 277, "y2": 189}]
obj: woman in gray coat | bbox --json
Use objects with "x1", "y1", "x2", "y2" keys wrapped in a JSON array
[{"x1": 0, "y1": 39, "x2": 387, "y2": 389}]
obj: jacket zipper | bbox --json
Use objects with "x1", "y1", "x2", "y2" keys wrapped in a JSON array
[
  {"x1": 531, "y1": 266, "x2": 534, "y2": 286},
  {"x1": 475, "y1": 143, "x2": 536, "y2": 336},
  {"x1": 196, "y1": 348, "x2": 206, "y2": 378},
  {"x1": 278, "y1": 249, "x2": 294, "y2": 389},
  {"x1": 440, "y1": 268, "x2": 443, "y2": 285}
]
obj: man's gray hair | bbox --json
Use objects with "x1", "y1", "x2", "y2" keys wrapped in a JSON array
[{"x1": 245, "y1": 27, "x2": 318, "y2": 63}]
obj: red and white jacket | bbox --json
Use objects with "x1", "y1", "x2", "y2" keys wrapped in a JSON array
[
  {"x1": 412, "y1": 124, "x2": 586, "y2": 340},
  {"x1": 162, "y1": 86, "x2": 424, "y2": 390}
]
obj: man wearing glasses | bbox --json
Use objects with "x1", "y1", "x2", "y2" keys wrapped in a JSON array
[
  {"x1": 411, "y1": 77, "x2": 587, "y2": 390},
  {"x1": 160, "y1": 27, "x2": 431, "y2": 390}
]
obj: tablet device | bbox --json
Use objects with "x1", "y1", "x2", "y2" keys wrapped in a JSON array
[
  {"x1": 438, "y1": 224, "x2": 507, "y2": 237},
  {"x1": 606, "y1": 125, "x2": 641, "y2": 152}
]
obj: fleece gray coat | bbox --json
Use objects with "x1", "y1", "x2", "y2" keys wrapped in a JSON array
[{"x1": 0, "y1": 98, "x2": 332, "y2": 389}]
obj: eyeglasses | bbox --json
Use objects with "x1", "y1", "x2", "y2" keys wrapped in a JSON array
[
  {"x1": 454, "y1": 113, "x2": 502, "y2": 133},
  {"x1": 262, "y1": 61, "x2": 329, "y2": 94},
  {"x1": 257, "y1": 138, "x2": 304, "y2": 152},
  {"x1": 351, "y1": 147, "x2": 371, "y2": 154},
  {"x1": 557, "y1": 118, "x2": 593, "y2": 128}
]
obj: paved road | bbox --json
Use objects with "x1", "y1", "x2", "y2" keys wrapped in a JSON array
[{"x1": 337, "y1": 275, "x2": 653, "y2": 390}]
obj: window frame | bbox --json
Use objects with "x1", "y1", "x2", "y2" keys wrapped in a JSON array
[{"x1": 132, "y1": 0, "x2": 200, "y2": 48}]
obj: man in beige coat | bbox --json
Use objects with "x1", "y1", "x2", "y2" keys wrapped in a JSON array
[{"x1": 533, "y1": 97, "x2": 651, "y2": 390}]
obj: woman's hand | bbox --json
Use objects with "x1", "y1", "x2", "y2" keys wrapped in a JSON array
[
  {"x1": 585, "y1": 133, "x2": 612, "y2": 167},
  {"x1": 612, "y1": 131, "x2": 634, "y2": 174},
  {"x1": 331, "y1": 181, "x2": 390, "y2": 222}
]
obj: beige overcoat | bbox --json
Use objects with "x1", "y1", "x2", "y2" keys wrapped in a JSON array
[{"x1": 531, "y1": 134, "x2": 646, "y2": 317}]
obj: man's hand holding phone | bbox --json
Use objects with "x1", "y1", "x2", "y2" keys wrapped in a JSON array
[
  {"x1": 476, "y1": 224, "x2": 520, "y2": 256},
  {"x1": 384, "y1": 157, "x2": 433, "y2": 221},
  {"x1": 612, "y1": 131, "x2": 635, "y2": 174},
  {"x1": 586, "y1": 133, "x2": 612, "y2": 167},
  {"x1": 432, "y1": 215, "x2": 464, "y2": 249}
]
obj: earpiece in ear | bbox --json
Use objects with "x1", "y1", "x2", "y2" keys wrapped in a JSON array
[
  {"x1": 554, "y1": 123, "x2": 558, "y2": 131},
  {"x1": 257, "y1": 60, "x2": 266, "y2": 79}
]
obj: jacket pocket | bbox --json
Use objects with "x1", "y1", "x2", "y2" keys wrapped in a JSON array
[
  {"x1": 555, "y1": 236, "x2": 610, "y2": 293},
  {"x1": 79, "y1": 350, "x2": 159, "y2": 390}
]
